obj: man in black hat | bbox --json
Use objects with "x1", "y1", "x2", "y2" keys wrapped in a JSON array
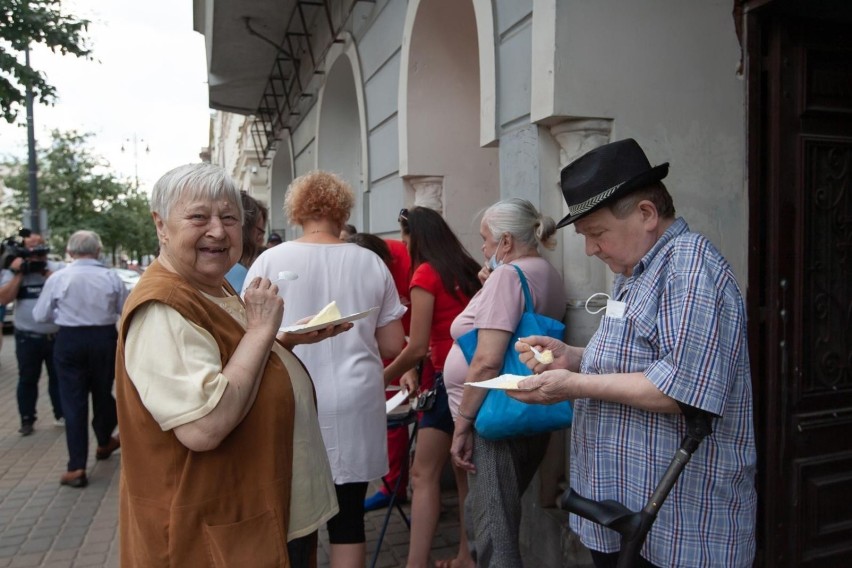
[{"x1": 511, "y1": 139, "x2": 756, "y2": 567}]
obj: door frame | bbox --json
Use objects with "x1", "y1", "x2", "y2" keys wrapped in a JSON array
[{"x1": 746, "y1": 1, "x2": 852, "y2": 565}]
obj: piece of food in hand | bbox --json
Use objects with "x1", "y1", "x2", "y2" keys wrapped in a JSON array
[
  {"x1": 529, "y1": 344, "x2": 554, "y2": 365},
  {"x1": 307, "y1": 301, "x2": 342, "y2": 326}
]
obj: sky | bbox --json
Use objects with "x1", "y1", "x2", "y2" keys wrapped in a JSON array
[{"x1": 0, "y1": 0, "x2": 212, "y2": 193}]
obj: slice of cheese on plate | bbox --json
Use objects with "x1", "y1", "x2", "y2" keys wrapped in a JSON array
[
  {"x1": 499, "y1": 376, "x2": 523, "y2": 389},
  {"x1": 307, "y1": 301, "x2": 342, "y2": 326}
]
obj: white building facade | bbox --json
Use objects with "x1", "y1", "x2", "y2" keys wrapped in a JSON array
[{"x1": 193, "y1": 1, "x2": 852, "y2": 565}]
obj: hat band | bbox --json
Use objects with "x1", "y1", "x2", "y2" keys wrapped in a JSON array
[{"x1": 567, "y1": 181, "x2": 625, "y2": 217}]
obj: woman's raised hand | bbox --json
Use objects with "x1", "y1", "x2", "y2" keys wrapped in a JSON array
[
  {"x1": 243, "y1": 277, "x2": 284, "y2": 335},
  {"x1": 477, "y1": 262, "x2": 492, "y2": 284}
]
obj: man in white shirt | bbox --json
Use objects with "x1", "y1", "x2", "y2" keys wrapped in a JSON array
[{"x1": 33, "y1": 230, "x2": 129, "y2": 488}]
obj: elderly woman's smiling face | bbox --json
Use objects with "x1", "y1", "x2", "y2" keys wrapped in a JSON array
[{"x1": 154, "y1": 195, "x2": 242, "y2": 295}]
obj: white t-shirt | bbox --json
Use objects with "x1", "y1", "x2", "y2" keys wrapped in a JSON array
[
  {"x1": 124, "y1": 294, "x2": 338, "y2": 540},
  {"x1": 245, "y1": 241, "x2": 407, "y2": 484}
]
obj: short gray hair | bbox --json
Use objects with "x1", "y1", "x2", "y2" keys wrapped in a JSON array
[
  {"x1": 66, "y1": 230, "x2": 102, "y2": 257},
  {"x1": 482, "y1": 197, "x2": 558, "y2": 251},
  {"x1": 151, "y1": 163, "x2": 243, "y2": 222}
]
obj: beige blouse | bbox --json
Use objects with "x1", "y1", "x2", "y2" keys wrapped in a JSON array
[{"x1": 125, "y1": 293, "x2": 338, "y2": 540}]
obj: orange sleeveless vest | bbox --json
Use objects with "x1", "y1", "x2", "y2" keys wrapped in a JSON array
[{"x1": 115, "y1": 260, "x2": 296, "y2": 567}]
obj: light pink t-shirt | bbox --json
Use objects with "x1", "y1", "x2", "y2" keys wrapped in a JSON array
[{"x1": 443, "y1": 256, "x2": 567, "y2": 415}]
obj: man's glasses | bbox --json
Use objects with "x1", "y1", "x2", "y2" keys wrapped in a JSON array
[{"x1": 398, "y1": 208, "x2": 409, "y2": 223}]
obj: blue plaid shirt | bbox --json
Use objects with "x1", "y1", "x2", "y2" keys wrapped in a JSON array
[{"x1": 572, "y1": 218, "x2": 757, "y2": 567}]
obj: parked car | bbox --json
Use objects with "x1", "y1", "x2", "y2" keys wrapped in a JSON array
[{"x1": 111, "y1": 268, "x2": 141, "y2": 291}]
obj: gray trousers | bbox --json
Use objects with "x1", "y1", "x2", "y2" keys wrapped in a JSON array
[{"x1": 466, "y1": 432, "x2": 551, "y2": 567}]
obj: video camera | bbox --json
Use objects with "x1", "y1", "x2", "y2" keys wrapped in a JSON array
[{"x1": 0, "y1": 229, "x2": 51, "y2": 274}]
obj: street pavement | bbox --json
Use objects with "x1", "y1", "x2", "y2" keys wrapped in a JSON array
[{"x1": 0, "y1": 335, "x2": 465, "y2": 567}]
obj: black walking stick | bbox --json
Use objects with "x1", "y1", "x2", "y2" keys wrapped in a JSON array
[{"x1": 560, "y1": 403, "x2": 713, "y2": 568}]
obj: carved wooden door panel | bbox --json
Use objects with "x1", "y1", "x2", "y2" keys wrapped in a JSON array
[{"x1": 749, "y1": 4, "x2": 852, "y2": 566}]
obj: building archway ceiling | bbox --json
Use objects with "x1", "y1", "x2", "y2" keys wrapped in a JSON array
[
  {"x1": 193, "y1": 0, "x2": 292, "y2": 114},
  {"x1": 194, "y1": 0, "x2": 370, "y2": 164}
]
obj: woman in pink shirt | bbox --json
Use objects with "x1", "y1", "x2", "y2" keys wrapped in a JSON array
[{"x1": 446, "y1": 198, "x2": 567, "y2": 567}]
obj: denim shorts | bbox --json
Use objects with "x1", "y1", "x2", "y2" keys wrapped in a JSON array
[{"x1": 418, "y1": 374, "x2": 454, "y2": 435}]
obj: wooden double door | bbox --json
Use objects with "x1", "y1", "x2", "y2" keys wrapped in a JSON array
[{"x1": 746, "y1": 1, "x2": 852, "y2": 566}]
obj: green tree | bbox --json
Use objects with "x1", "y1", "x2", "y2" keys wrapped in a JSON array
[
  {"x1": 1, "y1": 129, "x2": 157, "y2": 261},
  {"x1": 0, "y1": 0, "x2": 92, "y2": 124},
  {"x1": 96, "y1": 186, "x2": 157, "y2": 264}
]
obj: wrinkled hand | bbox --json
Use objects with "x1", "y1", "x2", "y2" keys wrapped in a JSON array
[
  {"x1": 507, "y1": 369, "x2": 579, "y2": 405},
  {"x1": 451, "y1": 422, "x2": 476, "y2": 473},
  {"x1": 516, "y1": 336, "x2": 573, "y2": 373},
  {"x1": 243, "y1": 277, "x2": 283, "y2": 335},
  {"x1": 399, "y1": 368, "x2": 419, "y2": 395},
  {"x1": 477, "y1": 262, "x2": 492, "y2": 285},
  {"x1": 278, "y1": 322, "x2": 353, "y2": 348}
]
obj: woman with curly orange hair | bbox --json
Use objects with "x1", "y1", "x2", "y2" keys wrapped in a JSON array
[{"x1": 246, "y1": 170, "x2": 406, "y2": 568}]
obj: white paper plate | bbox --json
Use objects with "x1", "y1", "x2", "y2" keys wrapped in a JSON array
[
  {"x1": 386, "y1": 389, "x2": 410, "y2": 414},
  {"x1": 279, "y1": 306, "x2": 379, "y2": 334},
  {"x1": 465, "y1": 374, "x2": 537, "y2": 391}
]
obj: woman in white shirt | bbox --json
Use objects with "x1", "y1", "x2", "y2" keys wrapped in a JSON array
[{"x1": 246, "y1": 170, "x2": 406, "y2": 568}]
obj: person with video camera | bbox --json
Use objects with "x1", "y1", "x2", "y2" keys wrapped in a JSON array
[{"x1": 0, "y1": 231, "x2": 65, "y2": 436}]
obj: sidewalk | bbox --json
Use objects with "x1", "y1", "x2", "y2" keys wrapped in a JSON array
[{"x1": 0, "y1": 335, "x2": 465, "y2": 567}]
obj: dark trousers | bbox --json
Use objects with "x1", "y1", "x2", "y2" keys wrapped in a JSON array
[
  {"x1": 286, "y1": 532, "x2": 318, "y2": 568},
  {"x1": 54, "y1": 325, "x2": 118, "y2": 472},
  {"x1": 466, "y1": 432, "x2": 551, "y2": 568},
  {"x1": 16, "y1": 330, "x2": 62, "y2": 424}
]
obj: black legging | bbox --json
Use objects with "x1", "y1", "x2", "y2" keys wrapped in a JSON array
[{"x1": 326, "y1": 481, "x2": 369, "y2": 543}]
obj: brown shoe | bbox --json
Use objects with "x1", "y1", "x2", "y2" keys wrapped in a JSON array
[
  {"x1": 60, "y1": 469, "x2": 88, "y2": 488},
  {"x1": 96, "y1": 435, "x2": 121, "y2": 460}
]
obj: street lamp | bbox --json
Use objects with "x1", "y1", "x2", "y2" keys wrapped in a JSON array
[
  {"x1": 25, "y1": 45, "x2": 40, "y2": 233},
  {"x1": 120, "y1": 134, "x2": 150, "y2": 188}
]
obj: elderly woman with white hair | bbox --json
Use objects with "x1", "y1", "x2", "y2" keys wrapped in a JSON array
[
  {"x1": 114, "y1": 163, "x2": 349, "y2": 567},
  {"x1": 446, "y1": 197, "x2": 567, "y2": 567},
  {"x1": 33, "y1": 230, "x2": 128, "y2": 489}
]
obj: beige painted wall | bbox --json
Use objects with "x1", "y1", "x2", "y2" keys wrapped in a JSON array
[{"x1": 538, "y1": 0, "x2": 747, "y2": 287}]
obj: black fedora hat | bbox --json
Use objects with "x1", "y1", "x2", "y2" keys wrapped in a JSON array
[{"x1": 557, "y1": 138, "x2": 669, "y2": 228}]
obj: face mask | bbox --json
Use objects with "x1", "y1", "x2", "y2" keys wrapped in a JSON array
[
  {"x1": 488, "y1": 236, "x2": 504, "y2": 270},
  {"x1": 584, "y1": 292, "x2": 611, "y2": 315},
  {"x1": 585, "y1": 292, "x2": 627, "y2": 318}
]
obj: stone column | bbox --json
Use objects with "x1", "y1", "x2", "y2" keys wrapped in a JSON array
[
  {"x1": 539, "y1": 119, "x2": 612, "y2": 503},
  {"x1": 408, "y1": 175, "x2": 444, "y2": 213},
  {"x1": 549, "y1": 118, "x2": 613, "y2": 346}
]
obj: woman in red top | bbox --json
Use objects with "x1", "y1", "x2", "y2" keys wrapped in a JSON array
[
  {"x1": 346, "y1": 233, "x2": 413, "y2": 510},
  {"x1": 383, "y1": 207, "x2": 481, "y2": 568}
]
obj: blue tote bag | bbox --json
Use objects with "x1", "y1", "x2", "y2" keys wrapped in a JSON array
[{"x1": 457, "y1": 264, "x2": 573, "y2": 440}]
